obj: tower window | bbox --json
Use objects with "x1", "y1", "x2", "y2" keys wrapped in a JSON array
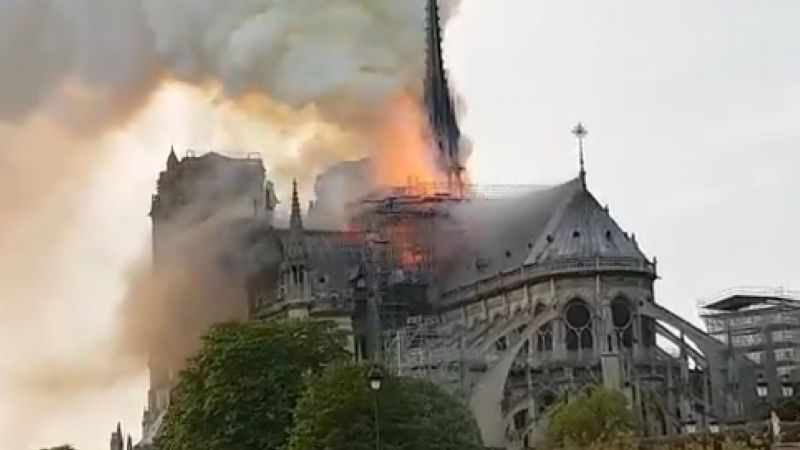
[{"x1": 572, "y1": 230, "x2": 581, "y2": 238}]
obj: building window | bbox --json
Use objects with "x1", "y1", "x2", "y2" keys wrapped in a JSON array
[
  {"x1": 705, "y1": 318, "x2": 725, "y2": 333},
  {"x1": 771, "y1": 329, "x2": 795, "y2": 343},
  {"x1": 775, "y1": 348, "x2": 795, "y2": 362},
  {"x1": 731, "y1": 333, "x2": 763, "y2": 347},
  {"x1": 745, "y1": 351, "x2": 764, "y2": 364},
  {"x1": 730, "y1": 316, "x2": 757, "y2": 328},
  {"x1": 777, "y1": 365, "x2": 798, "y2": 378}
]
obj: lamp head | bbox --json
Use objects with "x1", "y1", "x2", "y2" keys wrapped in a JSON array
[{"x1": 368, "y1": 366, "x2": 383, "y2": 391}]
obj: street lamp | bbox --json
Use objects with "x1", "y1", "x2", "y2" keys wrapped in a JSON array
[
  {"x1": 781, "y1": 375, "x2": 794, "y2": 398},
  {"x1": 369, "y1": 366, "x2": 384, "y2": 392},
  {"x1": 368, "y1": 366, "x2": 383, "y2": 450},
  {"x1": 708, "y1": 418, "x2": 720, "y2": 434},
  {"x1": 683, "y1": 415, "x2": 698, "y2": 435},
  {"x1": 756, "y1": 374, "x2": 769, "y2": 400}
]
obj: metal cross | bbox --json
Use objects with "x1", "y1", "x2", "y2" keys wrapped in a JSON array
[{"x1": 572, "y1": 122, "x2": 588, "y2": 177}]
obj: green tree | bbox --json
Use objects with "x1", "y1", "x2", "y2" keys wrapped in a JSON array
[
  {"x1": 546, "y1": 387, "x2": 634, "y2": 449},
  {"x1": 288, "y1": 363, "x2": 483, "y2": 450},
  {"x1": 156, "y1": 320, "x2": 349, "y2": 450}
]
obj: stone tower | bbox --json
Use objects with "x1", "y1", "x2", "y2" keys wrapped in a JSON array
[{"x1": 143, "y1": 149, "x2": 275, "y2": 441}]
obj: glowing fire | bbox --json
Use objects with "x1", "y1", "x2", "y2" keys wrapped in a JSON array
[{"x1": 372, "y1": 92, "x2": 446, "y2": 192}]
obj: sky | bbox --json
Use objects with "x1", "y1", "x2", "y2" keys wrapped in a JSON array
[{"x1": 3, "y1": 0, "x2": 800, "y2": 449}]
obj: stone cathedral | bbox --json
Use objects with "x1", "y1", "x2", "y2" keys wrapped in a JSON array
[{"x1": 127, "y1": 0, "x2": 763, "y2": 449}]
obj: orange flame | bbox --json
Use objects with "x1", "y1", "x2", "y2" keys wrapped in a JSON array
[{"x1": 372, "y1": 92, "x2": 445, "y2": 191}]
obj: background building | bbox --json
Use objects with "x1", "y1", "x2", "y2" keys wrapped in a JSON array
[{"x1": 700, "y1": 288, "x2": 800, "y2": 416}]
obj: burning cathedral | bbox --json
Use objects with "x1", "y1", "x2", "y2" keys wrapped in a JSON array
[{"x1": 126, "y1": 1, "x2": 763, "y2": 449}]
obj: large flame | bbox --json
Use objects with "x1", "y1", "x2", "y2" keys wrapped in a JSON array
[{"x1": 372, "y1": 92, "x2": 445, "y2": 191}]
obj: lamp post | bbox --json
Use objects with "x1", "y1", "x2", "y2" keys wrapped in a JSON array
[
  {"x1": 756, "y1": 374, "x2": 769, "y2": 400},
  {"x1": 368, "y1": 366, "x2": 384, "y2": 450},
  {"x1": 708, "y1": 418, "x2": 720, "y2": 434},
  {"x1": 781, "y1": 375, "x2": 794, "y2": 398},
  {"x1": 683, "y1": 415, "x2": 698, "y2": 435}
]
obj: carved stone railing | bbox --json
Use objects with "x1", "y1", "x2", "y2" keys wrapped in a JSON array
[{"x1": 441, "y1": 256, "x2": 656, "y2": 307}]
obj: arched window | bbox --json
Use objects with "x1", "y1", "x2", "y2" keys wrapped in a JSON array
[
  {"x1": 565, "y1": 299, "x2": 593, "y2": 351},
  {"x1": 611, "y1": 296, "x2": 634, "y2": 348},
  {"x1": 537, "y1": 320, "x2": 553, "y2": 352}
]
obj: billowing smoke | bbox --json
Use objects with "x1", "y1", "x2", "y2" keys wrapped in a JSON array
[
  {"x1": 1, "y1": 0, "x2": 463, "y2": 123},
  {"x1": 0, "y1": 0, "x2": 465, "y2": 446}
]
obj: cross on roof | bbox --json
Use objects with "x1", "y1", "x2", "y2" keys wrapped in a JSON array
[{"x1": 571, "y1": 122, "x2": 588, "y2": 185}]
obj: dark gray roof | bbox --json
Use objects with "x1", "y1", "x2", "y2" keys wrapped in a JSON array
[
  {"x1": 525, "y1": 180, "x2": 646, "y2": 264},
  {"x1": 438, "y1": 177, "x2": 648, "y2": 292},
  {"x1": 702, "y1": 294, "x2": 800, "y2": 312},
  {"x1": 275, "y1": 230, "x2": 364, "y2": 292}
]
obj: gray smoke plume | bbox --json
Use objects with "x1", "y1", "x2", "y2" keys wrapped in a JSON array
[
  {"x1": 1, "y1": 0, "x2": 461, "y2": 127},
  {"x1": 0, "y1": 0, "x2": 464, "y2": 446}
]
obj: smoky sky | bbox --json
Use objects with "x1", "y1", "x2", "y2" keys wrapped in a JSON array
[{"x1": 0, "y1": 0, "x2": 461, "y2": 129}]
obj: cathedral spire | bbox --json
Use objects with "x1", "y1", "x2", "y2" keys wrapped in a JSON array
[
  {"x1": 167, "y1": 145, "x2": 179, "y2": 170},
  {"x1": 290, "y1": 179, "x2": 303, "y2": 232},
  {"x1": 424, "y1": 0, "x2": 462, "y2": 188},
  {"x1": 287, "y1": 179, "x2": 307, "y2": 261},
  {"x1": 571, "y1": 122, "x2": 588, "y2": 187}
]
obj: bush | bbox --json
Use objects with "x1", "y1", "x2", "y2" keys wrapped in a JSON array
[{"x1": 545, "y1": 387, "x2": 634, "y2": 448}]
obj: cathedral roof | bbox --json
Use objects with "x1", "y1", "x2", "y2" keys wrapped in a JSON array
[
  {"x1": 439, "y1": 177, "x2": 649, "y2": 293},
  {"x1": 275, "y1": 230, "x2": 364, "y2": 293},
  {"x1": 524, "y1": 180, "x2": 647, "y2": 264}
]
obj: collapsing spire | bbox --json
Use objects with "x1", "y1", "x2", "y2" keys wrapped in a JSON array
[{"x1": 424, "y1": 0, "x2": 463, "y2": 187}]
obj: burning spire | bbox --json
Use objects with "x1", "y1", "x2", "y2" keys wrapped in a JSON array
[{"x1": 424, "y1": 0, "x2": 463, "y2": 189}]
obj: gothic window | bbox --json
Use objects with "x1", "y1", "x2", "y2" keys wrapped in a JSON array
[
  {"x1": 537, "y1": 321, "x2": 553, "y2": 352},
  {"x1": 565, "y1": 299, "x2": 593, "y2": 351},
  {"x1": 611, "y1": 297, "x2": 634, "y2": 348}
]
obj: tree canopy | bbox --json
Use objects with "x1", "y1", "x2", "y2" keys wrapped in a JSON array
[
  {"x1": 288, "y1": 363, "x2": 483, "y2": 450},
  {"x1": 546, "y1": 387, "x2": 634, "y2": 449},
  {"x1": 156, "y1": 320, "x2": 349, "y2": 450}
]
